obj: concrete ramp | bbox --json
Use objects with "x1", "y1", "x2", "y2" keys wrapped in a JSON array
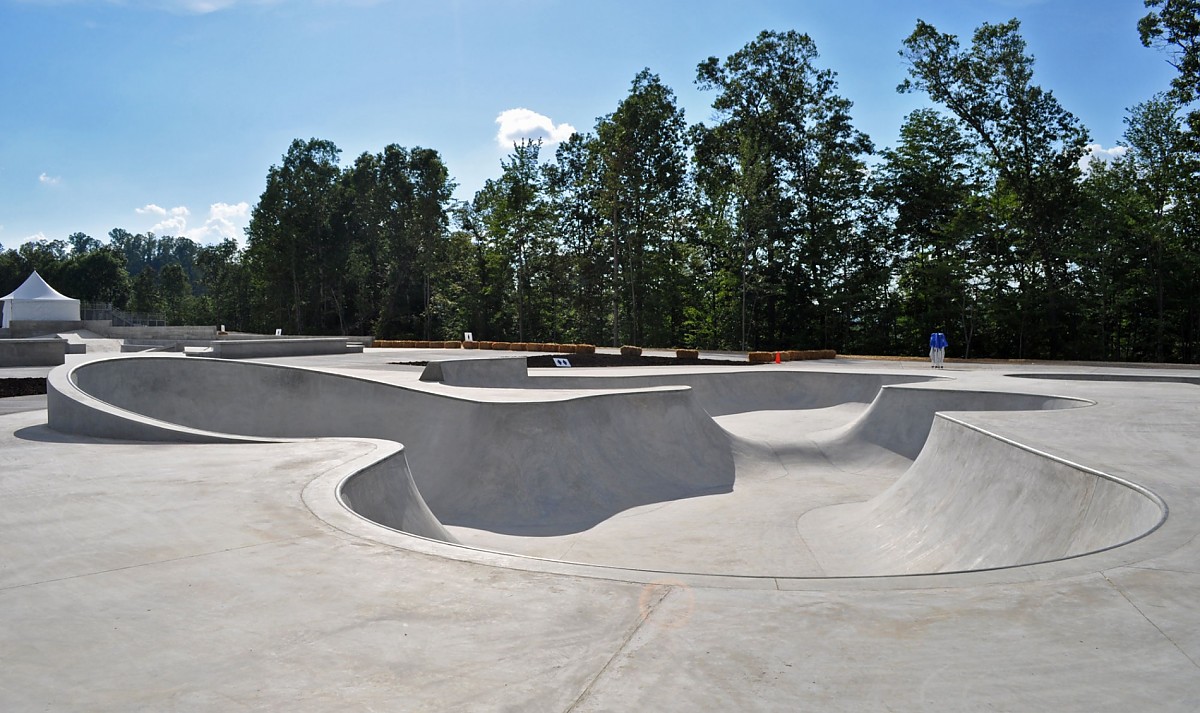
[
  {"x1": 797, "y1": 415, "x2": 1166, "y2": 576},
  {"x1": 810, "y1": 386, "x2": 1089, "y2": 466},
  {"x1": 49, "y1": 356, "x2": 734, "y2": 536}
]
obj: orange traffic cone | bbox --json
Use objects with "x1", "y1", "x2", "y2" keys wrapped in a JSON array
[{"x1": 775, "y1": 351, "x2": 781, "y2": 364}]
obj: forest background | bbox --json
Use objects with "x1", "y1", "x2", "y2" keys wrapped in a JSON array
[{"x1": 4, "y1": 4, "x2": 1199, "y2": 362}]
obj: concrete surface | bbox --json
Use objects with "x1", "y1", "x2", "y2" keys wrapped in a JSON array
[
  {"x1": 0, "y1": 337, "x2": 66, "y2": 366},
  {"x1": 4, "y1": 349, "x2": 1200, "y2": 710},
  {"x1": 189, "y1": 337, "x2": 363, "y2": 359}
]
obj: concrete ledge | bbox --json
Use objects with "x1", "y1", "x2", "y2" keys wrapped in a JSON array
[
  {"x1": 8, "y1": 321, "x2": 84, "y2": 338},
  {"x1": 86, "y1": 323, "x2": 218, "y2": 340},
  {"x1": 190, "y1": 337, "x2": 363, "y2": 359},
  {"x1": 0, "y1": 338, "x2": 66, "y2": 366}
]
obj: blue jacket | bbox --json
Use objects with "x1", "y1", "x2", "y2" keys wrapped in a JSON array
[{"x1": 930, "y1": 332, "x2": 948, "y2": 349}]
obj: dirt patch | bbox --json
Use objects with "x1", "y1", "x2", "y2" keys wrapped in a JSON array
[{"x1": 0, "y1": 378, "x2": 48, "y2": 398}]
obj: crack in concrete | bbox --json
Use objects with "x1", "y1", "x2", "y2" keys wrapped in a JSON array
[
  {"x1": 1102, "y1": 571, "x2": 1200, "y2": 672},
  {"x1": 563, "y1": 583, "x2": 675, "y2": 712}
]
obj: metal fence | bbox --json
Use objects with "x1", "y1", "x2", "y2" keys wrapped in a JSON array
[{"x1": 80, "y1": 301, "x2": 167, "y2": 327}]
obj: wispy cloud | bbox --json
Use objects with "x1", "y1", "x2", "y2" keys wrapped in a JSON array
[
  {"x1": 135, "y1": 201, "x2": 249, "y2": 244},
  {"x1": 38, "y1": 172, "x2": 61, "y2": 186},
  {"x1": 495, "y1": 108, "x2": 576, "y2": 149}
]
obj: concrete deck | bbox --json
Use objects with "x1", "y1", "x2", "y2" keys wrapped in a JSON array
[{"x1": 3, "y1": 348, "x2": 1200, "y2": 710}]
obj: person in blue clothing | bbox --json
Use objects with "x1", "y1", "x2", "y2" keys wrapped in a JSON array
[{"x1": 928, "y1": 331, "x2": 948, "y2": 368}]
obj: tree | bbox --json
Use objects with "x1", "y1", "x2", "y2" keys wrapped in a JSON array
[
  {"x1": 245, "y1": 138, "x2": 344, "y2": 333},
  {"x1": 159, "y1": 262, "x2": 192, "y2": 324},
  {"x1": 195, "y1": 238, "x2": 250, "y2": 330},
  {"x1": 876, "y1": 109, "x2": 985, "y2": 356},
  {"x1": 592, "y1": 68, "x2": 692, "y2": 347},
  {"x1": 471, "y1": 139, "x2": 553, "y2": 341},
  {"x1": 408, "y1": 147, "x2": 457, "y2": 339},
  {"x1": 695, "y1": 30, "x2": 875, "y2": 350},
  {"x1": 544, "y1": 132, "x2": 609, "y2": 343},
  {"x1": 59, "y1": 247, "x2": 130, "y2": 306},
  {"x1": 67, "y1": 232, "x2": 100, "y2": 255},
  {"x1": 129, "y1": 266, "x2": 162, "y2": 315},
  {"x1": 900, "y1": 19, "x2": 1090, "y2": 357},
  {"x1": 1140, "y1": 0, "x2": 1200, "y2": 131}
]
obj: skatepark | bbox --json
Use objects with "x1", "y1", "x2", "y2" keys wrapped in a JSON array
[{"x1": 3, "y1": 345, "x2": 1200, "y2": 710}]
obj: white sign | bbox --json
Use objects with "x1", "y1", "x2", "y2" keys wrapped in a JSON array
[
  {"x1": 553, "y1": 357, "x2": 572, "y2": 367},
  {"x1": 275, "y1": 328, "x2": 282, "y2": 336},
  {"x1": 464, "y1": 332, "x2": 474, "y2": 342}
]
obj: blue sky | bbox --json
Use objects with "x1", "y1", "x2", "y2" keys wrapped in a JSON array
[{"x1": 0, "y1": 0, "x2": 1179, "y2": 249}]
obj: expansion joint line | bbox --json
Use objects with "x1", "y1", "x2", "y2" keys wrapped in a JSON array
[
  {"x1": 563, "y1": 582, "x2": 675, "y2": 712},
  {"x1": 1102, "y1": 571, "x2": 1200, "y2": 671}
]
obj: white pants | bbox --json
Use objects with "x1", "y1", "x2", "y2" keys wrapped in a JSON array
[{"x1": 930, "y1": 347, "x2": 945, "y2": 367}]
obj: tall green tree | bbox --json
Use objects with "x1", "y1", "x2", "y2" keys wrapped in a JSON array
[
  {"x1": 876, "y1": 109, "x2": 985, "y2": 356},
  {"x1": 695, "y1": 29, "x2": 875, "y2": 350},
  {"x1": 471, "y1": 139, "x2": 554, "y2": 341},
  {"x1": 544, "y1": 132, "x2": 609, "y2": 343},
  {"x1": 900, "y1": 19, "x2": 1090, "y2": 357},
  {"x1": 593, "y1": 68, "x2": 692, "y2": 347},
  {"x1": 195, "y1": 238, "x2": 250, "y2": 330},
  {"x1": 1140, "y1": 0, "x2": 1200, "y2": 132},
  {"x1": 245, "y1": 138, "x2": 344, "y2": 333}
]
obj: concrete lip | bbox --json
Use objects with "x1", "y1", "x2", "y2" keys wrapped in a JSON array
[{"x1": 45, "y1": 352, "x2": 1169, "y2": 582}]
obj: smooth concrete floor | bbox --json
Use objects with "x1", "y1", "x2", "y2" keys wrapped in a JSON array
[{"x1": 3, "y1": 352, "x2": 1200, "y2": 711}]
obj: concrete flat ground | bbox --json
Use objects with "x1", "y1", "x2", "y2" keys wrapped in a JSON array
[{"x1": 3, "y1": 349, "x2": 1200, "y2": 711}]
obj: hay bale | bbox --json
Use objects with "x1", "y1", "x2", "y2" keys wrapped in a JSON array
[
  {"x1": 620, "y1": 345, "x2": 642, "y2": 357},
  {"x1": 748, "y1": 351, "x2": 773, "y2": 364},
  {"x1": 676, "y1": 348, "x2": 700, "y2": 360}
]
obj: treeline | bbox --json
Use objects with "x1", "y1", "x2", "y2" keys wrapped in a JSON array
[
  {"x1": 0, "y1": 230, "x2": 248, "y2": 326},
  {"x1": 4, "y1": 12, "x2": 1200, "y2": 361}
]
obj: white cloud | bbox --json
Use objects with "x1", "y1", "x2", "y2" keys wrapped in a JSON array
[
  {"x1": 187, "y1": 202, "x2": 251, "y2": 244},
  {"x1": 23, "y1": 231, "x2": 48, "y2": 243},
  {"x1": 136, "y1": 204, "x2": 190, "y2": 234},
  {"x1": 495, "y1": 108, "x2": 576, "y2": 149},
  {"x1": 136, "y1": 201, "x2": 248, "y2": 244},
  {"x1": 38, "y1": 172, "x2": 61, "y2": 186},
  {"x1": 1079, "y1": 143, "x2": 1128, "y2": 172}
]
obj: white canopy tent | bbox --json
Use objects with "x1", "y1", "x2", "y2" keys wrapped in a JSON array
[{"x1": 1, "y1": 271, "x2": 81, "y2": 328}]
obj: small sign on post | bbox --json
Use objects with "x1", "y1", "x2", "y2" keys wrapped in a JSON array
[
  {"x1": 464, "y1": 332, "x2": 474, "y2": 342},
  {"x1": 553, "y1": 357, "x2": 572, "y2": 367}
]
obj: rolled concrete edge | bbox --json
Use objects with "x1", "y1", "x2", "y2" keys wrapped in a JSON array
[
  {"x1": 47, "y1": 361, "x2": 255, "y2": 443},
  {"x1": 337, "y1": 444, "x2": 458, "y2": 543},
  {"x1": 49, "y1": 358, "x2": 457, "y2": 544},
  {"x1": 797, "y1": 413, "x2": 1167, "y2": 576},
  {"x1": 829, "y1": 385, "x2": 1094, "y2": 460}
]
